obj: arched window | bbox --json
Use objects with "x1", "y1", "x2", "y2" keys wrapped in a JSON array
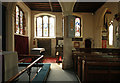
[
  {"x1": 75, "y1": 17, "x2": 81, "y2": 37},
  {"x1": 36, "y1": 15, "x2": 55, "y2": 37},
  {"x1": 15, "y1": 6, "x2": 25, "y2": 35},
  {"x1": 109, "y1": 21, "x2": 113, "y2": 45}
]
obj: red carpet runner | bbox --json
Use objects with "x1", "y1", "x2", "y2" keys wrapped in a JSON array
[
  {"x1": 19, "y1": 56, "x2": 62, "y2": 63},
  {"x1": 42, "y1": 57, "x2": 57, "y2": 63}
]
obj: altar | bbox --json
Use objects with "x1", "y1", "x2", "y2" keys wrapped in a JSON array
[{"x1": 31, "y1": 48, "x2": 45, "y2": 55}]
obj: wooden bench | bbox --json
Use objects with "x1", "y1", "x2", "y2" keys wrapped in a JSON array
[
  {"x1": 75, "y1": 48, "x2": 120, "y2": 54},
  {"x1": 84, "y1": 57, "x2": 120, "y2": 83},
  {"x1": 72, "y1": 52, "x2": 120, "y2": 83},
  {"x1": 72, "y1": 54, "x2": 79, "y2": 73},
  {"x1": 72, "y1": 52, "x2": 105, "y2": 74}
]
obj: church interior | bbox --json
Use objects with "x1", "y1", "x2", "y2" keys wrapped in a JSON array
[{"x1": 0, "y1": 1, "x2": 120, "y2": 83}]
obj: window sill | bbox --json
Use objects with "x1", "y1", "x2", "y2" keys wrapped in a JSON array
[
  {"x1": 34, "y1": 37, "x2": 56, "y2": 39},
  {"x1": 108, "y1": 45, "x2": 114, "y2": 47}
]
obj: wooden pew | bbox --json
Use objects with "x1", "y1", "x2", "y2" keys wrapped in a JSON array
[
  {"x1": 72, "y1": 52, "x2": 120, "y2": 83},
  {"x1": 75, "y1": 48, "x2": 120, "y2": 54},
  {"x1": 72, "y1": 50, "x2": 120, "y2": 74},
  {"x1": 73, "y1": 52, "x2": 105, "y2": 74},
  {"x1": 83, "y1": 57, "x2": 120, "y2": 83},
  {"x1": 72, "y1": 53, "x2": 79, "y2": 73},
  {"x1": 74, "y1": 52, "x2": 104, "y2": 82}
]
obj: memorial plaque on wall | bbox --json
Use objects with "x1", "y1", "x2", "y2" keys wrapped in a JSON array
[{"x1": 68, "y1": 15, "x2": 75, "y2": 38}]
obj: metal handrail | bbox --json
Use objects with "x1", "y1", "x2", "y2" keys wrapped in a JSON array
[{"x1": 7, "y1": 55, "x2": 44, "y2": 82}]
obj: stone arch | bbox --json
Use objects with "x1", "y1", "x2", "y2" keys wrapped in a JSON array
[{"x1": 35, "y1": 13, "x2": 55, "y2": 18}]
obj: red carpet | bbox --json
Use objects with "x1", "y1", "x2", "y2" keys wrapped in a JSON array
[
  {"x1": 42, "y1": 57, "x2": 57, "y2": 63},
  {"x1": 19, "y1": 57, "x2": 57, "y2": 63},
  {"x1": 19, "y1": 56, "x2": 62, "y2": 63}
]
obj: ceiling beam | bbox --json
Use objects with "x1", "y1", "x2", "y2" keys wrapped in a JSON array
[{"x1": 24, "y1": 2, "x2": 104, "y2": 13}]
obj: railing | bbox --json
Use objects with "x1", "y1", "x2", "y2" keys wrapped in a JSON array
[{"x1": 7, "y1": 55, "x2": 44, "y2": 83}]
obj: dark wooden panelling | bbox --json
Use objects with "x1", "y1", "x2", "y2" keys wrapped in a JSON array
[
  {"x1": 24, "y1": 2, "x2": 62, "y2": 12},
  {"x1": 73, "y1": 2, "x2": 105, "y2": 13},
  {"x1": 24, "y1": 2, "x2": 104, "y2": 13},
  {"x1": 37, "y1": 39, "x2": 51, "y2": 56},
  {"x1": 15, "y1": 35, "x2": 29, "y2": 55}
]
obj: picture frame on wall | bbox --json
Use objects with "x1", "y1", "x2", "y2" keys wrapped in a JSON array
[{"x1": 74, "y1": 42, "x2": 80, "y2": 48}]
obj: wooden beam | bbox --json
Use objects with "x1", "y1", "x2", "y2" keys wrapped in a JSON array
[
  {"x1": 31, "y1": 6, "x2": 51, "y2": 8},
  {"x1": 31, "y1": 8, "x2": 51, "y2": 11},
  {"x1": 30, "y1": 4, "x2": 50, "y2": 6}
]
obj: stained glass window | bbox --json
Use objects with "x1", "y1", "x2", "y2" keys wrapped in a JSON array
[
  {"x1": 43, "y1": 16, "x2": 48, "y2": 37},
  {"x1": 75, "y1": 18, "x2": 81, "y2": 37},
  {"x1": 49, "y1": 17, "x2": 55, "y2": 37},
  {"x1": 20, "y1": 11, "x2": 23, "y2": 34},
  {"x1": 36, "y1": 15, "x2": 55, "y2": 37},
  {"x1": 15, "y1": 6, "x2": 25, "y2": 35},
  {"x1": 37, "y1": 17, "x2": 42, "y2": 37},
  {"x1": 16, "y1": 6, "x2": 19, "y2": 34},
  {"x1": 109, "y1": 23, "x2": 113, "y2": 45}
]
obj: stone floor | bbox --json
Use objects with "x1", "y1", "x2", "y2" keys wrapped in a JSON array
[{"x1": 46, "y1": 63, "x2": 79, "y2": 83}]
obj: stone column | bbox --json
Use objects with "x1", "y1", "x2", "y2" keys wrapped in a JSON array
[
  {"x1": 59, "y1": 1, "x2": 76, "y2": 69},
  {"x1": 62, "y1": 15, "x2": 73, "y2": 69},
  {"x1": 6, "y1": 3, "x2": 16, "y2": 51}
]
